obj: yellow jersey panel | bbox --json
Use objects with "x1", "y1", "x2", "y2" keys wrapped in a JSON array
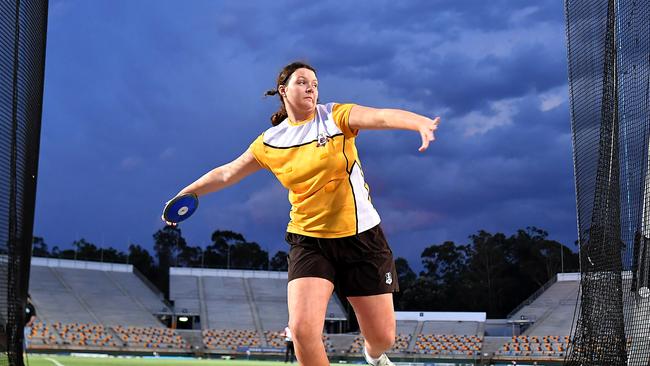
[{"x1": 250, "y1": 103, "x2": 380, "y2": 238}]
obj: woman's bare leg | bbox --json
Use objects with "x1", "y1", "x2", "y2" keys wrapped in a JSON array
[
  {"x1": 288, "y1": 277, "x2": 334, "y2": 366},
  {"x1": 348, "y1": 293, "x2": 396, "y2": 358}
]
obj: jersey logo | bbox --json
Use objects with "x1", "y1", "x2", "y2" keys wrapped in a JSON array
[
  {"x1": 317, "y1": 132, "x2": 328, "y2": 147},
  {"x1": 385, "y1": 272, "x2": 393, "y2": 285}
]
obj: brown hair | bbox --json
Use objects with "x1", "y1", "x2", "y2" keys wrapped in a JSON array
[{"x1": 264, "y1": 61, "x2": 317, "y2": 126}]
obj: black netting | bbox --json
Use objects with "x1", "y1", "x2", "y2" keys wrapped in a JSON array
[
  {"x1": 0, "y1": 1, "x2": 48, "y2": 365},
  {"x1": 565, "y1": 0, "x2": 650, "y2": 364}
]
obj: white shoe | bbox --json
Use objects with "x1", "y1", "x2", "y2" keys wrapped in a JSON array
[
  {"x1": 368, "y1": 353, "x2": 395, "y2": 366},
  {"x1": 376, "y1": 354, "x2": 395, "y2": 366}
]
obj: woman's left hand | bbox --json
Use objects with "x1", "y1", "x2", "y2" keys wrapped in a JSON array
[{"x1": 418, "y1": 116, "x2": 440, "y2": 152}]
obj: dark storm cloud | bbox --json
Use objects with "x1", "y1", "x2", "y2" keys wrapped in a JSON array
[
  {"x1": 35, "y1": 0, "x2": 576, "y2": 271},
  {"x1": 209, "y1": 0, "x2": 567, "y2": 115}
]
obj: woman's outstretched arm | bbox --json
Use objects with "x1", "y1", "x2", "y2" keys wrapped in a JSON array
[
  {"x1": 348, "y1": 105, "x2": 440, "y2": 152},
  {"x1": 162, "y1": 149, "x2": 263, "y2": 225},
  {"x1": 175, "y1": 148, "x2": 262, "y2": 197}
]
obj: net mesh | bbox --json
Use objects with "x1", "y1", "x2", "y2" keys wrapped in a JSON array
[
  {"x1": 0, "y1": 0, "x2": 48, "y2": 365},
  {"x1": 565, "y1": 0, "x2": 650, "y2": 364}
]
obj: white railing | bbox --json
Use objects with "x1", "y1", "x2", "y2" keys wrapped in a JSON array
[
  {"x1": 170, "y1": 267, "x2": 288, "y2": 279},
  {"x1": 31, "y1": 257, "x2": 132, "y2": 272}
]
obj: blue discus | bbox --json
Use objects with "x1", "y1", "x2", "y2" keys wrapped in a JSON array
[{"x1": 163, "y1": 193, "x2": 199, "y2": 224}]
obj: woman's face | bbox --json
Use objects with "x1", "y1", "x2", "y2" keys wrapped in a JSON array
[{"x1": 282, "y1": 68, "x2": 318, "y2": 113}]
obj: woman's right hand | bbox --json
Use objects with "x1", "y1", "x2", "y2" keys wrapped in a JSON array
[
  {"x1": 161, "y1": 197, "x2": 180, "y2": 227},
  {"x1": 161, "y1": 214, "x2": 177, "y2": 227}
]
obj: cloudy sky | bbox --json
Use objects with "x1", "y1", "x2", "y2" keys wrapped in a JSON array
[{"x1": 35, "y1": 0, "x2": 575, "y2": 270}]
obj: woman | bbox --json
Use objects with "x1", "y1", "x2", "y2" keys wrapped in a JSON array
[
  {"x1": 283, "y1": 324, "x2": 295, "y2": 363},
  {"x1": 164, "y1": 61, "x2": 440, "y2": 366},
  {"x1": 24, "y1": 294, "x2": 36, "y2": 353}
]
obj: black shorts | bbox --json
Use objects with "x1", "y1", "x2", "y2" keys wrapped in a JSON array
[{"x1": 285, "y1": 225, "x2": 399, "y2": 297}]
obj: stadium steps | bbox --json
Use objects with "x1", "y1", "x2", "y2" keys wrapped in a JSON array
[
  {"x1": 49, "y1": 267, "x2": 101, "y2": 324},
  {"x1": 106, "y1": 326, "x2": 124, "y2": 347},
  {"x1": 111, "y1": 270, "x2": 172, "y2": 314},
  {"x1": 176, "y1": 329, "x2": 203, "y2": 351},
  {"x1": 519, "y1": 280, "x2": 579, "y2": 335},
  {"x1": 407, "y1": 321, "x2": 425, "y2": 352},
  {"x1": 482, "y1": 336, "x2": 510, "y2": 356},
  {"x1": 327, "y1": 333, "x2": 358, "y2": 354},
  {"x1": 104, "y1": 271, "x2": 157, "y2": 323},
  {"x1": 477, "y1": 320, "x2": 486, "y2": 336},
  {"x1": 30, "y1": 297, "x2": 50, "y2": 324},
  {"x1": 509, "y1": 280, "x2": 579, "y2": 322},
  {"x1": 329, "y1": 293, "x2": 347, "y2": 320},
  {"x1": 243, "y1": 278, "x2": 267, "y2": 346},
  {"x1": 51, "y1": 328, "x2": 65, "y2": 346},
  {"x1": 523, "y1": 307, "x2": 555, "y2": 335},
  {"x1": 197, "y1": 276, "x2": 209, "y2": 329}
]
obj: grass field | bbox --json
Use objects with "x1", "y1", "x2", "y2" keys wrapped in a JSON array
[
  {"x1": 25, "y1": 354, "x2": 521, "y2": 366},
  {"x1": 26, "y1": 355, "x2": 316, "y2": 366}
]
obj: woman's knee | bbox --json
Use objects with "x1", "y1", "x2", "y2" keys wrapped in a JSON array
[
  {"x1": 288, "y1": 321, "x2": 323, "y2": 345},
  {"x1": 366, "y1": 328, "x2": 395, "y2": 350}
]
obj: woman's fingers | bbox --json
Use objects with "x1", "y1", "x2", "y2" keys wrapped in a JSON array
[
  {"x1": 418, "y1": 117, "x2": 439, "y2": 152},
  {"x1": 161, "y1": 214, "x2": 177, "y2": 227},
  {"x1": 419, "y1": 130, "x2": 430, "y2": 152}
]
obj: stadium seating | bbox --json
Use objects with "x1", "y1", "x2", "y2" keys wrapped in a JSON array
[
  {"x1": 392, "y1": 333, "x2": 412, "y2": 353},
  {"x1": 495, "y1": 335, "x2": 570, "y2": 358},
  {"x1": 415, "y1": 334, "x2": 482, "y2": 356},
  {"x1": 106, "y1": 271, "x2": 170, "y2": 314},
  {"x1": 348, "y1": 334, "x2": 413, "y2": 354},
  {"x1": 202, "y1": 276, "x2": 255, "y2": 329},
  {"x1": 29, "y1": 266, "x2": 97, "y2": 324},
  {"x1": 28, "y1": 321, "x2": 191, "y2": 351},
  {"x1": 53, "y1": 322, "x2": 119, "y2": 348},
  {"x1": 30, "y1": 259, "x2": 586, "y2": 363},
  {"x1": 30, "y1": 260, "x2": 167, "y2": 327},
  {"x1": 202, "y1": 329, "x2": 260, "y2": 351},
  {"x1": 264, "y1": 330, "x2": 334, "y2": 352},
  {"x1": 264, "y1": 330, "x2": 285, "y2": 348},
  {"x1": 171, "y1": 270, "x2": 347, "y2": 331},
  {"x1": 25, "y1": 320, "x2": 60, "y2": 347},
  {"x1": 112, "y1": 325, "x2": 190, "y2": 349},
  {"x1": 492, "y1": 275, "x2": 578, "y2": 359},
  {"x1": 170, "y1": 275, "x2": 201, "y2": 315},
  {"x1": 508, "y1": 277, "x2": 579, "y2": 333},
  {"x1": 248, "y1": 278, "x2": 288, "y2": 331}
]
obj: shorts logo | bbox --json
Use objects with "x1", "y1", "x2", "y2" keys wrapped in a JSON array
[{"x1": 385, "y1": 272, "x2": 393, "y2": 285}]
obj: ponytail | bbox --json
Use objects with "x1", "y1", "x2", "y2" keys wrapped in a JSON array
[{"x1": 264, "y1": 88, "x2": 288, "y2": 126}]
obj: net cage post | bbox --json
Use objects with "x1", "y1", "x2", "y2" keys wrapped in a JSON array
[
  {"x1": 565, "y1": 0, "x2": 650, "y2": 364},
  {"x1": 0, "y1": 0, "x2": 48, "y2": 365}
]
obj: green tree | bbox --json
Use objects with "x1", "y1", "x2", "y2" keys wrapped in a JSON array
[
  {"x1": 398, "y1": 276, "x2": 442, "y2": 311},
  {"x1": 98, "y1": 247, "x2": 127, "y2": 263},
  {"x1": 177, "y1": 245, "x2": 203, "y2": 267},
  {"x1": 393, "y1": 257, "x2": 416, "y2": 310},
  {"x1": 420, "y1": 241, "x2": 472, "y2": 311},
  {"x1": 229, "y1": 241, "x2": 269, "y2": 270},
  {"x1": 71, "y1": 238, "x2": 100, "y2": 260},
  {"x1": 32, "y1": 236, "x2": 49, "y2": 257},
  {"x1": 128, "y1": 244, "x2": 155, "y2": 277},
  {"x1": 206, "y1": 230, "x2": 269, "y2": 269},
  {"x1": 204, "y1": 230, "x2": 246, "y2": 268},
  {"x1": 465, "y1": 231, "x2": 516, "y2": 316},
  {"x1": 50, "y1": 245, "x2": 61, "y2": 258},
  {"x1": 270, "y1": 251, "x2": 288, "y2": 271},
  {"x1": 153, "y1": 226, "x2": 187, "y2": 299}
]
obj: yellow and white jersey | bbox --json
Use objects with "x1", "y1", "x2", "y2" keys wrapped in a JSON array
[{"x1": 249, "y1": 102, "x2": 380, "y2": 238}]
